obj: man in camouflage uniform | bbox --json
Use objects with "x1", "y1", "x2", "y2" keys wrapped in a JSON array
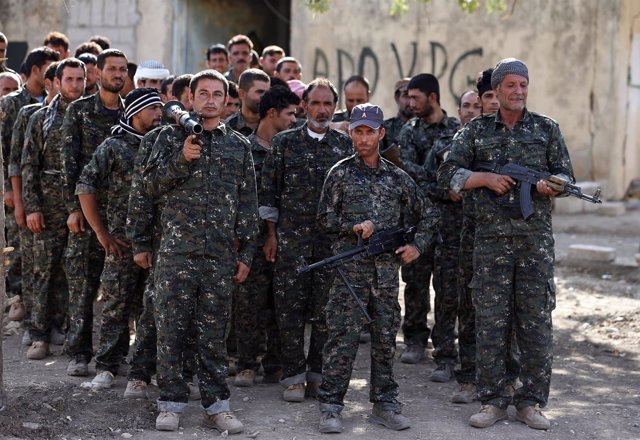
[
  {"x1": 260, "y1": 78, "x2": 353, "y2": 402},
  {"x1": 76, "y1": 88, "x2": 163, "y2": 388},
  {"x1": 316, "y1": 103, "x2": 438, "y2": 434},
  {"x1": 143, "y1": 70, "x2": 256, "y2": 433},
  {"x1": 21, "y1": 58, "x2": 86, "y2": 359},
  {"x1": 422, "y1": 90, "x2": 481, "y2": 382},
  {"x1": 233, "y1": 85, "x2": 299, "y2": 388},
  {"x1": 379, "y1": 78, "x2": 412, "y2": 165},
  {"x1": 61, "y1": 49, "x2": 127, "y2": 376},
  {"x1": 7, "y1": 62, "x2": 58, "y2": 342},
  {"x1": 397, "y1": 73, "x2": 460, "y2": 364},
  {"x1": 225, "y1": 68, "x2": 269, "y2": 136},
  {"x1": 0, "y1": 47, "x2": 58, "y2": 322},
  {"x1": 331, "y1": 75, "x2": 370, "y2": 125},
  {"x1": 438, "y1": 58, "x2": 573, "y2": 430}
]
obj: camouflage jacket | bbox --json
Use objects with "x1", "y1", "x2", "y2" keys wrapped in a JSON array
[
  {"x1": 259, "y1": 123, "x2": 353, "y2": 258},
  {"x1": 60, "y1": 92, "x2": 124, "y2": 214},
  {"x1": 0, "y1": 87, "x2": 44, "y2": 191},
  {"x1": 398, "y1": 112, "x2": 460, "y2": 183},
  {"x1": 76, "y1": 132, "x2": 141, "y2": 241},
  {"x1": 21, "y1": 99, "x2": 70, "y2": 215},
  {"x1": 225, "y1": 111, "x2": 254, "y2": 136},
  {"x1": 331, "y1": 108, "x2": 349, "y2": 123},
  {"x1": 317, "y1": 153, "x2": 438, "y2": 259},
  {"x1": 143, "y1": 123, "x2": 258, "y2": 265},
  {"x1": 438, "y1": 109, "x2": 574, "y2": 237},
  {"x1": 9, "y1": 102, "x2": 43, "y2": 179},
  {"x1": 126, "y1": 126, "x2": 164, "y2": 255},
  {"x1": 423, "y1": 132, "x2": 457, "y2": 203},
  {"x1": 247, "y1": 133, "x2": 271, "y2": 245},
  {"x1": 380, "y1": 115, "x2": 407, "y2": 153}
]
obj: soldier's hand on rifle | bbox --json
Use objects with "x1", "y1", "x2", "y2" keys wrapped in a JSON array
[
  {"x1": 67, "y1": 211, "x2": 85, "y2": 233},
  {"x1": 96, "y1": 230, "x2": 130, "y2": 257},
  {"x1": 233, "y1": 261, "x2": 250, "y2": 284},
  {"x1": 134, "y1": 251, "x2": 153, "y2": 269},
  {"x1": 395, "y1": 244, "x2": 420, "y2": 264},
  {"x1": 183, "y1": 134, "x2": 203, "y2": 162},
  {"x1": 536, "y1": 178, "x2": 562, "y2": 197},
  {"x1": 26, "y1": 212, "x2": 45, "y2": 234},
  {"x1": 353, "y1": 220, "x2": 375, "y2": 239},
  {"x1": 483, "y1": 173, "x2": 516, "y2": 195}
]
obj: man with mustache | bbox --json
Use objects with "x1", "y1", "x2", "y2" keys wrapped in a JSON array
[
  {"x1": 225, "y1": 68, "x2": 270, "y2": 136},
  {"x1": 60, "y1": 48, "x2": 127, "y2": 377},
  {"x1": 260, "y1": 78, "x2": 353, "y2": 403},
  {"x1": 224, "y1": 34, "x2": 253, "y2": 83}
]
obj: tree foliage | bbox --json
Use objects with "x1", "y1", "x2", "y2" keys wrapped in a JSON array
[{"x1": 305, "y1": 0, "x2": 510, "y2": 16}]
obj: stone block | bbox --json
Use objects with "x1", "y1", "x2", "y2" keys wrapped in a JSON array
[
  {"x1": 568, "y1": 244, "x2": 616, "y2": 262},
  {"x1": 597, "y1": 201, "x2": 626, "y2": 216}
]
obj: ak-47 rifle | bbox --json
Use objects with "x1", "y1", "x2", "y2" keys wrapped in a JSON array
[
  {"x1": 297, "y1": 226, "x2": 416, "y2": 323},
  {"x1": 475, "y1": 161, "x2": 602, "y2": 220}
]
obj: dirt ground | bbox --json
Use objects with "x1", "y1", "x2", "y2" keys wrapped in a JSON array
[{"x1": 1, "y1": 210, "x2": 639, "y2": 440}]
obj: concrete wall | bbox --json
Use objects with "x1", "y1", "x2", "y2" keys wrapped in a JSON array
[{"x1": 291, "y1": 0, "x2": 640, "y2": 199}]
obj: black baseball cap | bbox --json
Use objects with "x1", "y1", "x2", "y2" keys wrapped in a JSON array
[{"x1": 349, "y1": 103, "x2": 384, "y2": 130}]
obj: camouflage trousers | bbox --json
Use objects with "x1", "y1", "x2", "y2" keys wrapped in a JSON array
[
  {"x1": 235, "y1": 250, "x2": 281, "y2": 374},
  {"x1": 273, "y1": 254, "x2": 333, "y2": 385},
  {"x1": 431, "y1": 204, "x2": 462, "y2": 365},
  {"x1": 30, "y1": 219, "x2": 68, "y2": 342},
  {"x1": 318, "y1": 257, "x2": 402, "y2": 412},
  {"x1": 400, "y1": 243, "x2": 434, "y2": 347},
  {"x1": 94, "y1": 252, "x2": 146, "y2": 375},
  {"x1": 64, "y1": 228, "x2": 105, "y2": 360},
  {"x1": 5, "y1": 206, "x2": 22, "y2": 299},
  {"x1": 155, "y1": 254, "x2": 234, "y2": 414},
  {"x1": 128, "y1": 264, "x2": 197, "y2": 384},
  {"x1": 473, "y1": 233, "x2": 555, "y2": 410}
]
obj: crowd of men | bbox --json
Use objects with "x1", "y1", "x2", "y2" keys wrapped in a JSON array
[{"x1": 0, "y1": 29, "x2": 573, "y2": 434}]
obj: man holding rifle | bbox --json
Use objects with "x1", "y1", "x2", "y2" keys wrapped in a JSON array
[
  {"x1": 438, "y1": 58, "x2": 574, "y2": 431},
  {"x1": 315, "y1": 103, "x2": 438, "y2": 434}
]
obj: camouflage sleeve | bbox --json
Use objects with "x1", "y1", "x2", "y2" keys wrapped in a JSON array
[
  {"x1": 75, "y1": 140, "x2": 112, "y2": 195},
  {"x1": 21, "y1": 111, "x2": 44, "y2": 214},
  {"x1": 317, "y1": 165, "x2": 353, "y2": 235},
  {"x1": 258, "y1": 134, "x2": 283, "y2": 221},
  {"x1": 546, "y1": 121, "x2": 575, "y2": 184},
  {"x1": 60, "y1": 101, "x2": 83, "y2": 213},
  {"x1": 151, "y1": 136, "x2": 192, "y2": 196},
  {"x1": 422, "y1": 144, "x2": 450, "y2": 201},
  {"x1": 235, "y1": 141, "x2": 259, "y2": 267},
  {"x1": 126, "y1": 131, "x2": 160, "y2": 254},
  {"x1": 9, "y1": 107, "x2": 30, "y2": 178},
  {"x1": 398, "y1": 123, "x2": 424, "y2": 182},
  {"x1": 1, "y1": 97, "x2": 19, "y2": 191},
  {"x1": 403, "y1": 174, "x2": 439, "y2": 255},
  {"x1": 437, "y1": 124, "x2": 476, "y2": 192}
]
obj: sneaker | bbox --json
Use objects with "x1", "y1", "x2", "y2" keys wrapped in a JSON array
[
  {"x1": 124, "y1": 379, "x2": 148, "y2": 399},
  {"x1": 67, "y1": 355, "x2": 89, "y2": 377},
  {"x1": 359, "y1": 331, "x2": 371, "y2": 344},
  {"x1": 203, "y1": 411, "x2": 244, "y2": 434},
  {"x1": 469, "y1": 404, "x2": 508, "y2": 428},
  {"x1": 319, "y1": 411, "x2": 343, "y2": 433},
  {"x1": 369, "y1": 407, "x2": 411, "y2": 431},
  {"x1": 8, "y1": 300, "x2": 26, "y2": 321},
  {"x1": 452, "y1": 383, "x2": 477, "y2": 404},
  {"x1": 283, "y1": 383, "x2": 305, "y2": 402},
  {"x1": 156, "y1": 411, "x2": 180, "y2": 431},
  {"x1": 515, "y1": 405, "x2": 550, "y2": 430},
  {"x1": 262, "y1": 368, "x2": 282, "y2": 384},
  {"x1": 26, "y1": 341, "x2": 49, "y2": 360},
  {"x1": 91, "y1": 371, "x2": 114, "y2": 389},
  {"x1": 430, "y1": 363, "x2": 454, "y2": 383},
  {"x1": 22, "y1": 329, "x2": 32, "y2": 346},
  {"x1": 50, "y1": 326, "x2": 66, "y2": 346},
  {"x1": 305, "y1": 381, "x2": 321, "y2": 398},
  {"x1": 234, "y1": 369, "x2": 256, "y2": 387},
  {"x1": 188, "y1": 381, "x2": 201, "y2": 400},
  {"x1": 400, "y1": 345, "x2": 425, "y2": 364}
]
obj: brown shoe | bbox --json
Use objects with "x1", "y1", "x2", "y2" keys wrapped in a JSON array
[
  {"x1": 283, "y1": 383, "x2": 305, "y2": 402},
  {"x1": 234, "y1": 369, "x2": 256, "y2": 387},
  {"x1": 305, "y1": 381, "x2": 321, "y2": 398},
  {"x1": 203, "y1": 411, "x2": 244, "y2": 434},
  {"x1": 26, "y1": 341, "x2": 49, "y2": 360},
  {"x1": 8, "y1": 300, "x2": 26, "y2": 321},
  {"x1": 452, "y1": 383, "x2": 477, "y2": 404},
  {"x1": 515, "y1": 405, "x2": 550, "y2": 430},
  {"x1": 469, "y1": 404, "x2": 508, "y2": 428}
]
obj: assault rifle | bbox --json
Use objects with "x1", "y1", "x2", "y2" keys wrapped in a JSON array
[
  {"x1": 297, "y1": 226, "x2": 416, "y2": 324},
  {"x1": 475, "y1": 161, "x2": 602, "y2": 220}
]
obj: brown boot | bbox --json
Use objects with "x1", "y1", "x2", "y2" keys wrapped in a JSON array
[
  {"x1": 203, "y1": 411, "x2": 244, "y2": 434},
  {"x1": 234, "y1": 369, "x2": 256, "y2": 387},
  {"x1": 283, "y1": 383, "x2": 305, "y2": 402},
  {"x1": 8, "y1": 300, "x2": 26, "y2": 321},
  {"x1": 26, "y1": 341, "x2": 49, "y2": 360},
  {"x1": 515, "y1": 405, "x2": 550, "y2": 430},
  {"x1": 469, "y1": 404, "x2": 508, "y2": 428}
]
